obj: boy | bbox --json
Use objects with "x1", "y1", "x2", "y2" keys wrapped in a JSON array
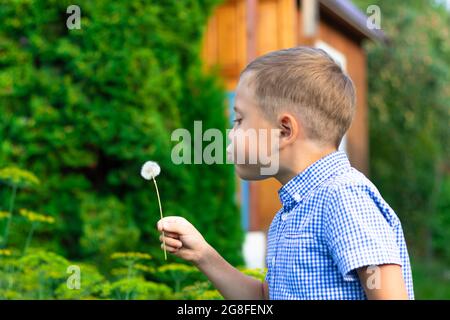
[{"x1": 156, "y1": 47, "x2": 414, "y2": 300}]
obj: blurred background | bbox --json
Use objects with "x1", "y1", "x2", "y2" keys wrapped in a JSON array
[{"x1": 0, "y1": 0, "x2": 448, "y2": 299}]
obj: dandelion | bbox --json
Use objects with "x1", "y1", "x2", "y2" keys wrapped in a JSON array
[
  {"x1": 140, "y1": 161, "x2": 161, "y2": 180},
  {"x1": 141, "y1": 161, "x2": 166, "y2": 260}
]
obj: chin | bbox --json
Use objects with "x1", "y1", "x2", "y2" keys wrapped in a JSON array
[{"x1": 235, "y1": 165, "x2": 269, "y2": 181}]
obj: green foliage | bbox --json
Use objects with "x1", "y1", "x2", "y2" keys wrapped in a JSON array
[
  {"x1": 54, "y1": 263, "x2": 105, "y2": 299},
  {"x1": 0, "y1": 250, "x2": 104, "y2": 299},
  {"x1": 356, "y1": 0, "x2": 449, "y2": 256},
  {"x1": 79, "y1": 196, "x2": 141, "y2": 269},
  {"x1": 0, "y1": 167, "x2": 40, "y2": 188},
  {"x1": 0, "y1": 0, "x2": 243, "y2": 267},
  {"x1": 237, "y1": 267, "x2": 267, "y2": 282},
  {"x1": 0, "y1": 164, "x2": 246, "y2": 300},
  {"x1": 99, "y1": 277, "x2": 172, "y2": 300},
  {"x1": 154, "y1": 263, "x2": 203, "y2": 293},
  {"x1": 411, "y1": 259, "x2": 450, "y2": 300},
  {"x1": 0, "y1": 161, "x2": 249, "y2": 301},
  {"x1": 353, "y1": 0, "x2": 450, "y2": 297},
  {"x1": 177, "y1": 281, "x2": 224, "y2": 300},
  {"x1": 0, "y1": 0, "x2": 247, "y2": 300}
]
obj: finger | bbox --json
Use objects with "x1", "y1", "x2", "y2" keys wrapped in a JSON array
[
  {"x1": 157, "y1": 217, "x2": 187, "y2": 235},
  {"x1": 161, "y1": 243, "x2": 180, "y2": 253},
  {"x1": 159, "y1": 235, "x2": 183, "y2": 248},
  {"x1": 157, "y1": 216, "x2": 185, "y2": 232},
  {"x1": 162, "y1": 231, "x2": 179, "y2": 239}
]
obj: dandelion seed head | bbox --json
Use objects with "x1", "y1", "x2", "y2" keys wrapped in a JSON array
[{"x1": 140, "y1": 161, "x2": 161, "y2": 180}]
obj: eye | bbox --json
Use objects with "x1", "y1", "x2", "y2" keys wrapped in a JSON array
[{"x1": 233, "y1": 118, "x2": 242, "y2": 126}]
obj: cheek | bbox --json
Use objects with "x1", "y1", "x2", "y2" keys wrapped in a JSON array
[
  {"x1": 227, "y1": 128, "x2": 255, "y2": 163},
  {"x1": 260, "y1": 127, "x2": 281, "y2": 156},
  {"x1": 227, "y1": 117, "x2": 279, "y2": 164}
]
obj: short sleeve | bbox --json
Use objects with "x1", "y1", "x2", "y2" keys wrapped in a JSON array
[{"x1": 324, "y1": 184, "x2": 402, "y2": 281}]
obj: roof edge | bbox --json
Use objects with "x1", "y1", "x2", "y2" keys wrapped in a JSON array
[{"x1": 319, "y1": 0, "x2": 387, "y2": 43}]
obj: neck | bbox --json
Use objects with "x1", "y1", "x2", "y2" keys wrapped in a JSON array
[{"x1": 275, "y1": 144, "x2": 337, "y2": 185}]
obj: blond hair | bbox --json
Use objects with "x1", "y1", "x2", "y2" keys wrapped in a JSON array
[{"x1": 242, "y1": 46, "x2": 356, "y2": 147}]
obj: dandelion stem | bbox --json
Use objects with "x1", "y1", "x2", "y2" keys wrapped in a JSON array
[{"x1": 152, "y1": 177, "x2": 167, "y2": 260}]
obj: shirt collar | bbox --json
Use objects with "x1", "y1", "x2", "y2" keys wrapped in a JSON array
[{"x1": 278, "y1": 151, "x2": 351, "y2": 211}]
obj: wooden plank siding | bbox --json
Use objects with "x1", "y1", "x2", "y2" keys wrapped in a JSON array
[
  {"x1": 201, "y1": 0, "x2": 369, "y2": 232},
  {"x1": 201, "y1": 0, "x2": 247, "y2": 90}
]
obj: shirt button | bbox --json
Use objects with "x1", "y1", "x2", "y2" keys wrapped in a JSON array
[{"x1": 281, "y1": 214, "x2": 287, "y2": 221}]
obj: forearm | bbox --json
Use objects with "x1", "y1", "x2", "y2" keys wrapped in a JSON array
[{"x1": 195, "y1": 244, "x2": 265, "y2": 300}]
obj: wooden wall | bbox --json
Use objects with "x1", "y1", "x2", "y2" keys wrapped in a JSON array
[
  {"x1": 201, "y1": 0, "x2": 369, "y2": 231},
  {"x1": 201, "y1": 0, "x2": 247, "y2": 90}
]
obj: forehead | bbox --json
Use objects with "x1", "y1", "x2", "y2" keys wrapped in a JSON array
[{"x1": 235, "y1": 72, "x2": 257, "y2": 108}]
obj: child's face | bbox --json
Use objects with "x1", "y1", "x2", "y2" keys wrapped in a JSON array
[{"x1": 226, "y1": 74, "x2": 280, "y2": 180}]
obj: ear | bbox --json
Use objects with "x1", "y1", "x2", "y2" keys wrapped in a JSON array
[{"x1": 278, "y1": 113, "x2": 301, "y2": 148}]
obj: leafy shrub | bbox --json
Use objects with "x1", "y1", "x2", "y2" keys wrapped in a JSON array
[
  {"x1": 353, "y1": 0, "x2": 450, "y2": 265},
  {"x1": 177, "y1": 281, "x2": 224, "y2": 300},
  {"x1": 99, "y1": 277, "x2": 172, "y2": 300},
  {"x1": 0, "y1": 0, "x2": 243, "y2": 267},
  {"x1": 153, "y1": 263, "x2": 204, "y2": 293}
]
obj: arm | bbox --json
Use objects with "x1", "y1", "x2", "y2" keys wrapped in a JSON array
[
  {"x1": 357, "y1": 264, "x2": 408, "y2": 300},
  {"x1": 157, "y1": 216, "x2": 268, "y2": 300}
]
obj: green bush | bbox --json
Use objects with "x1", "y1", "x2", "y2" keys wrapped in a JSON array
[
  {"x1": 153, "y1": 263, "x2": 205, "y2": 293},
  {"x1": 353, "y1": 0, "x2": 450, "y2": 298},
  {"x1": 79, "y1": 195, "x2": 141, "y2": 271},
  {"x1": 0, "y1": 0, "x2": 243, "y2": 267},
  {"x1": 353, "y1": 0, "x2": 450, "y2": 265},
  {"x1": 99, "y1": 277, "x2": 172, "y2": 300}
]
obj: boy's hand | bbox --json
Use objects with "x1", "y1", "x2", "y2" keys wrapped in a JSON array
[
  {"x1": 157, "y1": 216, "x2": 211, "y2": 265},
  {"x1": 157, "y1": 216, "x2": 267, "y2": 300}
]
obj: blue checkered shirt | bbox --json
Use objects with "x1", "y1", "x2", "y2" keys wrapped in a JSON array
[{"x1": 265, "y1": 151, "x2": 414, "y2": 299}]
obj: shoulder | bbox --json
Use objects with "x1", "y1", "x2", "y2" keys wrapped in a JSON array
[{"x1": 320, "y1": 167, "x2": 400, "y2": 228}]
